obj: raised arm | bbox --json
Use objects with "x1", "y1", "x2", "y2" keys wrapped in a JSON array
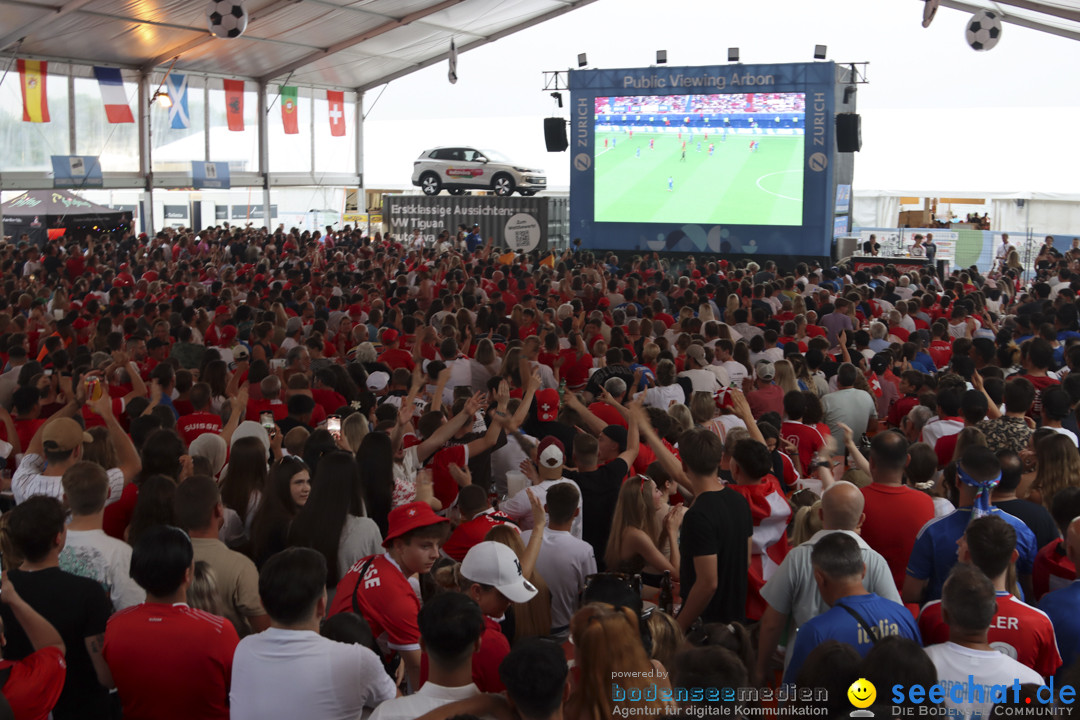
[
  {"x1": 729, "y1": 389, "x2": 766, "y2": 445},
  {"x1": 562, "y1": 391, "x2": 608, "y2": 437},
  {"x1": 89, "y1": 393, "x2": 141, "y2": 483},
  {"x1": 628, "y1": 402, "x2": 689, "y2": 491},
  {"x1": 415, "y1": 392, "x2": 486, "y2": 465},
  {"x1": 521, "y1": 488, "x2": 546, "y2": 579}
]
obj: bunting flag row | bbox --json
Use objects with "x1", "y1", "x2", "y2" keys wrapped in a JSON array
[{"x1": 15, "y1": 64, "x2": 350, "y2": 139}]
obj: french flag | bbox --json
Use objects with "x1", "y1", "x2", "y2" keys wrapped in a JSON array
[{"x1": 93, "y1": 67, "x2": 134, "y2": 124}]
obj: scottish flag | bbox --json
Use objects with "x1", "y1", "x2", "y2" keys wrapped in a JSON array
[{"x1": 167, "y1": 73, "x2": 189, "y2": 129}]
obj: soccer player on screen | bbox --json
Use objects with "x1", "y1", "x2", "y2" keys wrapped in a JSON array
[
  {"x1": 667, "y1": 176, "x2": 674, "y2": 192},
  {"x1": 708, "y1": 143, "x2": 714, "y2": 156},
  {"x1": 604, "y1": 138, "x2": 608, "y2": 149},
  {"x1": 649, "y1": 138, "x2": 655, "y2": 150},
  {"x1": 680, "y1": 148, "x2": 686, "y2": 162},
  {"x1": 696, "y1": 142, "x2": 701, "y2": 153},
  {"x1": 636, "y1": 147, "x2": 641, "y2": 158}
]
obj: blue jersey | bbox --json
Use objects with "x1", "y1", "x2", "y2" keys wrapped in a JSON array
[
  {"x1": 783, "y1": 593, "x2": 921, "y2": 683},
  {"x1": 1038, "y1": 580, "x2": 1080, "y2": 676},
  {"x1": 906, "y1": 507, "x2": 1038, "y2": 602}
]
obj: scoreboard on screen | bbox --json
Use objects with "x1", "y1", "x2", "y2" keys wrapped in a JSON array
[{"x1": 569, "y1": 62, "x2": 850, "y2": 264}]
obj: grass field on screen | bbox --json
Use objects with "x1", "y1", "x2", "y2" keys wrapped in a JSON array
[{"x1": 593, "y1": 131, "x2": 804, "y2": 226}]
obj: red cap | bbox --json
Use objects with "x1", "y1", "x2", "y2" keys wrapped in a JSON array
[
  {"x1": 381, "y1": 328, "x2": 399, "y2": 344},
  {"x1": 535, "y1": 388, "x2": 560, "y2": 422},
  {"x1": 536, "y1": 436, "x2": 565, "y2": 469},
  {"x1": 691, "y1": 269, "x2": 701, "y2": 278},
  {"x1": 143, "y1": 270, "x2": 159, "y2": 282},
  {"x1": 597, "y1": 298, "x2": 610, "y2": 309},
  {"x1": 382, "y1": 502, "x2": 448, "y2": 548},
  {"x1": 215, "y1": 305, "x2": 230, "y2": 316},
  {"x1": 402, "y1": 433, "x2": 420, "y2": 449},
  {"x1": 220, "y1": 325, "x2": 237, "y2": 342},
  {"x1": 348, "y1": 303, "x2": 364, "y2": 317}
]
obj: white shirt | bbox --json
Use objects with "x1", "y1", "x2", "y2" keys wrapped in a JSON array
[
  {"x1": 13, "y1": 454, "x2": 125, "y2": 506},
  {"x1": 721, "y1": 360, "x2": 749, "y2": 389},
  {"x1": 490, "y1": 432, "x2": 536, "y2": 496},
  {"x1": 678, "y1": 368, "x2": 720, "y2": 394},
  {"x1": 921, "y1": 417, "x2": 964, "y2": 449},
  {"x1": 642, "y1": 384, "x2": 686, "y2": 410},
  {"x1": 501, "y1": 477, "x2": 582, "y2": 539},
  {"x1": 58, "y1": 528, "x2": 146, "y2": 611},
  {"x1": 924, "y1": 642, "x2": 1043, "y2": 720},
  {"x1": 521, "y1": 528, "x2": 596, "y2": 633},
  {"x1": 370, "y1": 682, "x2": 489, "y2": 720},
  {"x1": 231, "y1": 628, "x2": 395, "y2": 720},
  {"x1": 1049, "y1": 426, "x2": 1079, "y2": 446}
]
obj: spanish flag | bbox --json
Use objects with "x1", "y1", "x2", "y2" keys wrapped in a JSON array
[
  {"x1": 540, "y1": 253, "x2": 556, "y2": 269},
  {"x1": 498, "y1": 251, "x2": 515, "y2": 265},
  {"x1": 18, "y1": 60, "x2": 49, "y2": 123}
]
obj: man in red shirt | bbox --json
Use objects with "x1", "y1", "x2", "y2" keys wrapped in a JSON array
[
  {"x1": 745, "y1": 361, "x2": 784, "y2": 420},
  {"x1": 918, "y1": 516, "x2": 1061, "y2": 677},
  {"x1": 329, "y1": 502, "x2": 449, "y2": 691},
  {"x1": 103, "y1": 525, "x2": 239, "y2": 720},
  {"x1": 442, "y1": 485, "x2": 516, "y2": 562},
  {"x1": 377, "y1": 329, "x2": 415, "y2": 372},
  {"x1": 456, "y1": 541, "x2": 538, "y2": 692},
  {"x1": 176, "y1": 383, "x2": 222, "y2": 446},
  {"x1": 780, "y1": 391, "x2": 826, "y2": 476},
  {"x1": 860, "y1": 431, "x2": 935, "y2": 593},
  {"x1": 887, "y1": 370, "x2": 923, "y2": 427}
]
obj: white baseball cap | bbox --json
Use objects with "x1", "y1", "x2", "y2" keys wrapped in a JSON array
[
  {"x1": 366, "y1": 371, "x2": 390, "y2": 392},
  {"x1": 460, "y1": 541, "x2": 538, "y2": 604}
]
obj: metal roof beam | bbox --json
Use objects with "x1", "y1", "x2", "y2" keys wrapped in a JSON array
[
  {"x1": 300, "y1": 0, "x2": 487, "y2": 39},
  {"x1": 0, "y1": 0, "x2": 94, "y2": 52},
  {"x1": 356, "y1": 0, "x2": 600, "y2": 93},
  {"x1": 140, "y1": 0, "x2": 305, "y2": 72},
  {"x1": 941, "y1": 0, "x2": 1080, "y2": 40},
  {"x1": 992, "y1": 0, "x2": 1080, "y2": 23},
  {"x1": 256, "y1": 0, "x2": 469, "y2": 83}
]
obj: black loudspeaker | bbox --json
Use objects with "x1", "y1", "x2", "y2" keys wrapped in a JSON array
[
  {"x1": 836, "y1": 113, "x2": 861, "y2": 152},
  {"x1": 544, "y1": 117, "x2": 568, "y2": 152}
]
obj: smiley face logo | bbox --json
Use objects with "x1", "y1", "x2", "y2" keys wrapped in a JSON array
[{"x1": 847, "y1": 678, "x2": 877, "y2": 709}]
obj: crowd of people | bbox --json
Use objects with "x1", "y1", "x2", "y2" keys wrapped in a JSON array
[{"x1": 0, "y1": 223, "x2": 1079, "y2": 719}]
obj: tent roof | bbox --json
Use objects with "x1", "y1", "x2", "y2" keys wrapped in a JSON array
[
  {"x1": 0, "y1": 0, "x2": 597, "y2": 91},
  {"x1": 0, "y1": 189, "x2": 122, "y2": 217}
]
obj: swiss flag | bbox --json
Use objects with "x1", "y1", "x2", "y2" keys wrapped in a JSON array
[{"x1": 327, "y1": 90, "x2": 345, "y2": 137}]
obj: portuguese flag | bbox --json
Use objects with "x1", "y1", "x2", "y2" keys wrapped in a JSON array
[{"x1": 281, "y1": 85, "x2": 298, "y2": 134}]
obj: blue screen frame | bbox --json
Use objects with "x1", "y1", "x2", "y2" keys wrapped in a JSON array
[{"x1": 569, "y1": 62, "x2": 837, "y2": 260}]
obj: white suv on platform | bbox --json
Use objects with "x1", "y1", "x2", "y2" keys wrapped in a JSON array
[{"x1": 411, "y1": 147, "x2": 546, "y2": 197}]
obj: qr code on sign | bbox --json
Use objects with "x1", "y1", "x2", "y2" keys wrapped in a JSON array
[{"x1": 513, "y1": 230, "x2": 530, "y2": 248}]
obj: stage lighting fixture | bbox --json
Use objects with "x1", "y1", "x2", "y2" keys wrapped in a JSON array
[
  {"x1": 728, "y1": 48, "x2": 739, "y2": 62},
  {"x1": 577, "y1": 53, "x2": 588, "y2": 68},
  {"x1": 551, "y1": 91, "x2": 563, "y2": 108},
  {"x1": 657, "y1": 50, "x2": 667, "y2": 64},
  {"x1": 814, "y1": 44, "x2": 827, "y2": 60}
]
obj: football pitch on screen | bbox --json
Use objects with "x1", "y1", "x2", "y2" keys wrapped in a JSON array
[{"x1": 593, "y1": 131, "x2": 804, "y2": 226}]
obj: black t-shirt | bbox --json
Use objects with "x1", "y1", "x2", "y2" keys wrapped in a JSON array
[
  {"x1": 0, "y1": 567, "x2": 113, "y2": 720},
  {"x1": 678, "y1": 488, "x2": 752, "y2": 625},
  {"x1": 995, "y1": 498, "x2": 1060, "y2": 551},
  {"x1": 521, "y1": 416, "x2": 578, "y2": 466},
  {"x1": 563, "y1": 457, "x2": 629, "y2": 568}
]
